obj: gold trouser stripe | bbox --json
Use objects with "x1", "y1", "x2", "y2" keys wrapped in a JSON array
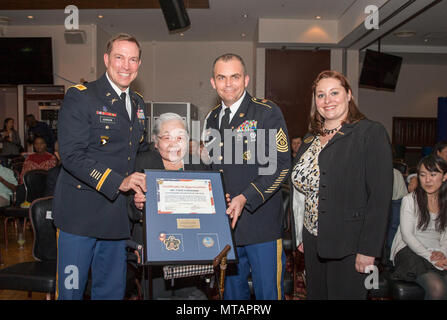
[
  {"x1": 96, "y1": 168, "x2": 111, "y2": 191},
  {"x1": 55, "y1": 228, "x2": 60, "y2": 300},
  {"x1": 250, "y1": 183, "x2": 265, "y2": 203},
  {"x1": 277, "y1": 238, "x2": 283, "y2": 300}
]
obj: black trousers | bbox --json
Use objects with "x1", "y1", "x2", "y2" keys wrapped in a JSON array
[{"x1": 303, "y1": 228, "x2": 368, "y2": 300}]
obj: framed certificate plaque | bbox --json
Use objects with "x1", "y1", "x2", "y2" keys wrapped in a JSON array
[{"x1": 143, "y1": 170, "x2": 237, "y2": 265}]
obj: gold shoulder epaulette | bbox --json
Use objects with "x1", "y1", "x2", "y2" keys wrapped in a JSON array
[
  {"x1": 205, "y1": 103, "x2": 221, "y2": 120},
  {"x1": 304, "y1": 136, "x2": 315, "y2": 144},
  {"x1": 134, "y1": 91, "x2": 144, "y2": 99},
  {"x1": 70, "y1": 84, "x2": 87, "y2": 91},
  {"x1": 252, "y1": 97, "x2": 272, "y2": 109}
]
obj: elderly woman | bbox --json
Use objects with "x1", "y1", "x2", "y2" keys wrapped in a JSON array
[
  {"x1": 131, "y1": 112, "x2": 205, "y2": 233},
  {"x1": 128, "y1": 113, "x2": 208, "y2": 298},
  {"x1": 291, "y1": 70, "x2": 393, "y2": 299}
]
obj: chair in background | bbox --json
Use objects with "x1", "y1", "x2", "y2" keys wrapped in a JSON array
[
  {"x1": 1, "y1": 169, "x2": 48, "y2": 249},
  {"x1": 0, "y1": 196, "x2": 57, "y2": 299}
]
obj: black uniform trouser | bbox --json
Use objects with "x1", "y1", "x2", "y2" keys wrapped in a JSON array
[{"x1": 303, "y1": 228, "x2": 368, "y2": 300}]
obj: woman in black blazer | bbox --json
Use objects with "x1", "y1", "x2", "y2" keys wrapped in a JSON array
[{"x1": 291, "y1": 70, "x2": 393, "y2": 299}]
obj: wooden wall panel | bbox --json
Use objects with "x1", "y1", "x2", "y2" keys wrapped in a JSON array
[
  {"x1": 265, "y1": 49, "x2": 330, "y2": 138},
  {"x1": 392, "y1": 117, "x2": 437, "y2": 147}
]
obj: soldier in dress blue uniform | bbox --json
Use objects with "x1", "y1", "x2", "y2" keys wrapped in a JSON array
[
  {"x1": 203, "y1": 53, "x2": 291, "y2": 300},
  {"x1": 54, "y1": 33, "x2": 148, "y2": 300}
]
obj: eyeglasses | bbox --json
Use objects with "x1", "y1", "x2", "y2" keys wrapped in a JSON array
[{"x1": 157, "y1": 134, "x2": 188, "y2": 143}]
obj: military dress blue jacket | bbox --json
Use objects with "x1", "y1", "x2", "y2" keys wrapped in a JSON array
[
  {"x1": 204, "y1": 92, "x2": 291, "y2": 246},
  {"x1": 54, "y1": 73, "x2": 147, "y2": 239}
]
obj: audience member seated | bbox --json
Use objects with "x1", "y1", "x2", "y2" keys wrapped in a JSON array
[
  {"x1": 0, "y1": 118, "x2": 22, "y2": 157},
  {"x1": 25, "y1": 114, "x2": 56, "y2": 153},
  {"x1": 433, "y1": 141, "x2": 447, "y2": 162},
  {"x1": 386, "y1": 169, "x2": 409, "y2": 249},
  {"x1": 0, "y1": 163, "x2": 18, "y2": 207},
  {"x1": 45, "y1": 141, "x2": 61, "y2": 196},
  {"x1": 390, "y1": 155, "x2": 447, "y2": 300},
  {"x1": 406, "y1": 142, "x2": 447, "y2": 194},
  {"x1": 19, "y1": 137, "x2": 57, "y2": 184},
  {"x1": 393, "y1": 159, "x2": 408, "y2": 178},
  {"x1": 290, "y1": 135, "x2": 302, "y2": 160}
]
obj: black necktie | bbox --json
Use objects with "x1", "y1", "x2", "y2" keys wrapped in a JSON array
[
  {"x1": 120, "y1": 92, "x2": 126, "y2": 101},
  {"x1": 220, "y1": 108, "x2": 231, "y2": 135}
]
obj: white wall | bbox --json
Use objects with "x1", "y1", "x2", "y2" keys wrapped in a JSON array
[
  {"x1": 4, "y1": 24, "x2": 97, "y2": 87},
  {"x1": 134, "y1": 41, "x2": 255, "y2": 122},
  {"x1": 96, "y1": 25, "x2": 111, "y2": 78},
  {"x1": 358, "y1": 53, "x2": 447, "y2": 136}
]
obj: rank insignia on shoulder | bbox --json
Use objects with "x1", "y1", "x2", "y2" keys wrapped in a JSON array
[
  {"x1": 304, "y1": 136, "x2": 314, "y2": 144},
  {"x1": 100, "y1": 136, "x2": 109, "y2": 145},
  {"x1": 71, "y1": 84, "x2": 87, "y2": 91},
  {"x1": 134, "y1": 91, "x2": 144, "y2": 99}
]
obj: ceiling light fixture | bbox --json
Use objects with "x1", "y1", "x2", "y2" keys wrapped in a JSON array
[
  {"x1": 315, "y1": 16, "x2": 321, "y2": 20},
  {"x1": 393, "y1": 30, "x2": 417, "y2": 38},
  {"x1": 98, "y1": 15, "x2": 104, "y2": 19},
  {"x1": 27, "y1": 15, "x2": 34, "y2": 19}
]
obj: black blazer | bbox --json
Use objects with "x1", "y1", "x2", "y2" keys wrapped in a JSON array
[{"x1": 291, "y1": 119, "x2": 393, "y2": 259}]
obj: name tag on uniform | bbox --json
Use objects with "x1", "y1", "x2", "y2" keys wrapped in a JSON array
[{"x1": 100, "y1": 116, "x2": 116, "y2": 124}]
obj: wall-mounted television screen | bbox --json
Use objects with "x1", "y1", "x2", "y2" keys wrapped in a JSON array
[
  {"x1": 0, "y1": 37, "x2": 53, "y2": 85},
  {"x1": 359, "y1": 49, "x2": 403, "y2": 91}
]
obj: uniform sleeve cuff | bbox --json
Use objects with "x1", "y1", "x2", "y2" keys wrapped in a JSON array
[
  {"x1": 242, "y1": 183, "x2": 265, "y2": 212},
  {"x1": 96, "y1": 169, "x2": 123, "y2": 201}
]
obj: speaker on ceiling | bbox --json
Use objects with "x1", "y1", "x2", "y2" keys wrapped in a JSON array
[{"x1": 158, "y1": 0, "x2": 191, "y2": 32}]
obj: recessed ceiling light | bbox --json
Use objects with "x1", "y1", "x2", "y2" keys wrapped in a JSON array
[
  {"x1": 393, "y1": 30, "x2": 417, "y2": 38},
  {"x1": 315, "y1": 16, "x2": 321, "y2": 20},
  {"x1": 27, "y1": 15, "x2": 34, "y2": 19}
]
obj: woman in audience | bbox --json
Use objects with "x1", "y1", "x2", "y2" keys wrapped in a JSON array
[
  {"x1": 0, "y1": 118, "x2": 22, "y2": 156},
  {"x1": 19, "y1": 136, "x2": 57, "y2": 184},
  {"x1": 291, "y1": 70, "x2": 393, "y2": 299},
  {"x1": 407, "y1": 141, "x2": 447, "y2": 193},
  {"x1": 391, "y1": 155, "x2": 447, "y2": 299}
]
